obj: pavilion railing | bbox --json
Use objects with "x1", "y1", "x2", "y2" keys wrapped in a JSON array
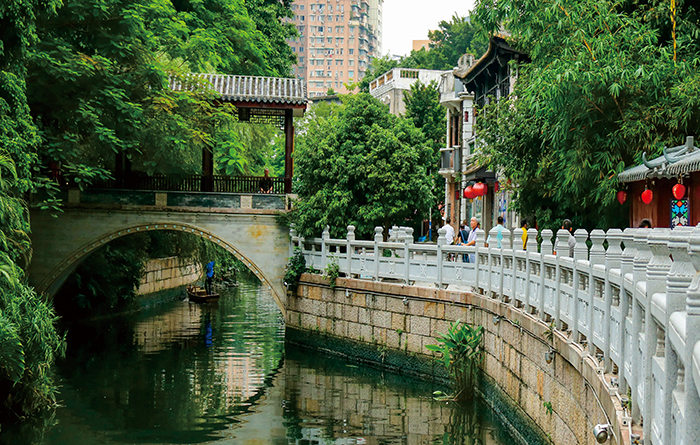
[
  {"x1": 290, "y1": 224, "x2": 700, "y2": 445},
  {"x1": 85, "y1": 173, "x2": 286, "y2": 194}
]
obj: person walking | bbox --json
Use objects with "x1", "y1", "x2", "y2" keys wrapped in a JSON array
[{"x1": 486, "y1": 216, "x2": 505, "y2": 248}]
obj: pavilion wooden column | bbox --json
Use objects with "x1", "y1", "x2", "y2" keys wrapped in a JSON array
[
  {"x1": 284, "y1": 109, "x2": 294, "y2": 194},
  {"x1": 202, "y1": 146, "x2": 214, "y2": 192}
]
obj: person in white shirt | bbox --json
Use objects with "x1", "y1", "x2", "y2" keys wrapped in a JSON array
[
  {"x1": 441, "y1": 217, "x2": 455, "y2": 244},
  {"x1": 465, "y1": 217, "x2": 481, "y2": 263}
]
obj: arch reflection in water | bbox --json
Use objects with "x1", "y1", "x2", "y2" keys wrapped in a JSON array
[{"x1": 8, "y1": 280, "x2": 518, "y2": 445}]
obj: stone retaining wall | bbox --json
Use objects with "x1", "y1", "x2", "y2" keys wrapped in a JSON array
[
  {"x1": 289, "y1": 274, "x2": 625, "y2": 445},
  {"x1": 137, "y1": 257, "x2": 201, "y2": 295}
]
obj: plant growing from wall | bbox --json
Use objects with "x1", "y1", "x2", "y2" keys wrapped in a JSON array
[
  {"x1": 324, "y1": 254, "x2": 339, "y2": 289},
  {"x1": 426, "y1": 320, "x2": 484, "y2": 400},
  {"x1": 283, "y1": 248, "x2": 306, "y2": 291}
]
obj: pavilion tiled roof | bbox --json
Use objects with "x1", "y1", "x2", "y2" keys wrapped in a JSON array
[
  {"x1": 618, "y1": 136, "x2": 700, "y2": 183},
  {"x1": 170, "y1": 74, "x2": 307, "y2": 106}
]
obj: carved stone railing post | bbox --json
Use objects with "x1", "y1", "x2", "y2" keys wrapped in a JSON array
[
  {"x1": 525, "y1": 227, "x2": 539, "y2": 313},
  {"x1": 475, "y1": 228, "x2": 486, "y2": 292},
  {"x1": 663, "y1": 226, "x2": 695, "y2": 444},
  {"x1": 630, "y1": 228, "x2": 651, "y2": 422},
  {"x1": 346, "y1": 225, "x2": 355, "y2": 278},
  {"x1": 603, "y1": 229, "x2": 623, "y2": 370},
  {"x1": 644, "y1": 228, "x2": 672, "y2": 434},
  {"x1": 555, "y1": 228, "x2": 570, "y2": 258},
  {"x1": 404, "y1": 227, "x2": 413, "y2": 284},
  {"x1": 373, "y1": 226, "x2": 383, "y2": 280},
  {"x1": 501, "y1": 228, "x2": 511, "y2": 302},
  {"x1": 574, "y1": 229, "x2": 589, "y2": 261},
  {"x1": 513, "y1": 227, "x2": 524, "y2": 250},
  {"x1": 437, "y1": 227, "x2": 446, "y2": 288},
  {"x1": 541, "y1": 229, "x2": 553, "y2": 255},
  {"x1": 589, "y1": 230, "x2": 606, "y2": 266},
  {"x1": 487, "y1": 226, "x2": 500, "y2": 295},
  {"x1": 321, "y1": 225, "x2": 330, "y2": 270},
  {"x1": 684, "y1": 227, "x2": 700, "y2": 445},
  {"x1": 526, "y1": 227, "x2": 538, "y2": 252},
  {"x1": 289, "y1": 227, "x2": 298, "y2": 259}
]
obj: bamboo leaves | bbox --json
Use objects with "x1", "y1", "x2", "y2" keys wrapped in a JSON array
[{"x1": 426, "y1": 320, "x2": 484, "y2": 400}]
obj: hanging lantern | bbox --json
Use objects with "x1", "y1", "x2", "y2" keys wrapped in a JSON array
[
  {"x1": 463, "y1": 186, "x2": 476, "y2": 199},
  {"x1": 641, "y1": 189, "x2": 653, "y2": 205},
  {"x1": 494, "y1": 181, "x2": 500, "y2": 193},
  {"x1": 616, "y1": 190, "x2": 627, "y2": 205},
  {"x1": 673, "y1": 183, "x2": 686, "y2": 200},
  {"x1": 473, "y1": 182, "x2": 487, "y2": 196}
]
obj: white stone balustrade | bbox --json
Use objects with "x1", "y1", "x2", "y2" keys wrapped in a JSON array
[{"x1": 289, "y1": 224, "x2": 700, "y2": 445}]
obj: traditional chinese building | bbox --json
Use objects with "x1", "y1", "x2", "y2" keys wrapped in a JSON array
[
  {"x1": 618, "y1": 136, "x2": 699, "y2": 227},
  {"x1": 439, "y1": 36, "x2": 528, "y2": 235}
]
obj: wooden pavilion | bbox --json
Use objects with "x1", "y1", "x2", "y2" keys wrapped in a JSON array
[
  {"x1": 112, "y1": 74, "x2": 307, "y2": 194},
  {"x1": 618, "y1": 136, "x2": 700, "y2": 227}
]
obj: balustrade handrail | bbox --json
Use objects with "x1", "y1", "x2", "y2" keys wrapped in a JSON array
[
  {"x1": 290, "y1": 224, "x2": 700, "y2": 445},
  {"x1": 61, "y1": 172, "x2": 286, "y2": 194}
]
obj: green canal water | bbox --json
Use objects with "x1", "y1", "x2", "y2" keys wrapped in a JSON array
[{"x1": 6, "y1": 280, "x2": 525, "y2": 445}]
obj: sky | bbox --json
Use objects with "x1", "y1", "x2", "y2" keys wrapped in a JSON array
[{"x1": 381, "y1": 0, "x2": 476, "y2": 57}]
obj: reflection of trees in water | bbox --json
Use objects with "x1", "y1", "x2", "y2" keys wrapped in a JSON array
[{"x1": 47, "y1": 281, "x2": 284, "y2": 441}]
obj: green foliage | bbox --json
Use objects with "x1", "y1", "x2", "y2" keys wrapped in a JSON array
[
  {"x1": 0, "y1": 317, "x2": 25, "y2": 383},
  {"x1": 215, "y1": 123, "x2": 285, "y2": 177},
  {"x1": 425, "y1": 320, "x2": 484, "y2": 400},
  {"x1": 324, "y1": 254, "x2": 340, "y2": 289},
  {"x1": 290, "y1": 93, "x2": 434, "y2": 239},
  {"x1": 284, "y1": 248, "x2": 306, "y2": 291},
  {"x1": 543, "y1": 400, "x2": 553, "y2": 415},
  {"x1": 472, "y1": 0, "x2": 700, "y2": 230}
]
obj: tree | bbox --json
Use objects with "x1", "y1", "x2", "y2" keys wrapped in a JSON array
[
  {"x1": 404, "y1": 80, "x2": 447, "y2": 231},
  {"x1": 471, "y1": 0, "x2": 700, "y2": 230},
  {"x1": 0, "y1": 0, "x2": 66, "y2": 422},
  {"x1": 291, "y1": 94, "x2": 434, "y2": 239}
]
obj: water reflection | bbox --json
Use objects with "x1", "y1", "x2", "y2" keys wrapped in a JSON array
[{"x1": 5, "y1": 281, "x2": 518, "y2": 445}]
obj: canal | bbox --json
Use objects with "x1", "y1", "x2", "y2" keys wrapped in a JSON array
[{"x1": 7, "y1": 279, "x2": 523, "y2": 444}]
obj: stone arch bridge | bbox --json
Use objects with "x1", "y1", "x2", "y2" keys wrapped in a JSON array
[{"x1": 28, "y1": 190, "x2": 291, "y2": 315}]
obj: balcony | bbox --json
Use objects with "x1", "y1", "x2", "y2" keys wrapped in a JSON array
[{"x1": 439, "y1": 146, "x2": 461, "y2": 178}]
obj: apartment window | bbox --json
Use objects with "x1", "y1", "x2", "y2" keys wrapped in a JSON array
[
  {"x1": 349, "y1": 38, "x2": 355, "y2": 45},
  {"x1": 299, "y1": 46, "x2": 304, "y2": 52},
  {"x1": 327, "y1": 27, "x2": 332, "y2": 33},
  {"x1": 348, "y1": 70, "x2": 354, "y2": 79},
  {"x1": 339, "y1": 48, "x2": 343, "y2": 55},
  {"x1": 299, "y1": 57, "x2": 304, "y2": 64},
  {"x1": 340, "y1": 5, "x2": 344, "y2": 12},
  {"x1": 327, "y1": 37, "x2": 332, "y2": 43},
  {"x1": 328, "y1": 5, "x2": 333, "y2": 12},
  {"x1": 327, "y1": 59, "x2": 332, "y2": 65},
  {"x1": 349, "y1": 59, "x2": 354, "y2": 66},
  {"x1": 309, "y1": 59, "x2": 314, "y2": 65},
  {"x1": 316, "y1": 37, "x2": 323, "y2": 44},
  {"x1": 310, "y1": 15, "x2": 315, "y2": 21},
  {"x1": 340, "y1": 71, "x2": 343, "y2": 77},
  {"x1": 311, "y1": 4, "x2": 316, "y2": 10},
  {"x1": 327, "y1": 15, "x2": 332, "y2": 21},
  {"x1": 300, "y1": 15, "x2": 305, "y2": 21},
  {"x1": 299, "y1": 4, "x2": 304, "y2": 10},
  {"x1": 349, "y1": 48, "x2": 354, "y2": 55}
]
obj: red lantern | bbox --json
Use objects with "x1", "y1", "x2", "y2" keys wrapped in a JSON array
[
  {"x1": 641, "y1": 189, "x2": 653, "y2": 205},
  {"x1": 473, "y1": 182, "x2": 487, "y2": 196},
  {"x1": 616, "y1": 190, "x2": 627, "y2": 205},
  {"x1": 673, "y1": 183, "x2": 686, "y2": 200},
  {"x1": 494, "y1": 181, "x2": 500, "y2": 193},
  {"x1": 463, "y1": 186, "x2": 476, "y2": 199}
]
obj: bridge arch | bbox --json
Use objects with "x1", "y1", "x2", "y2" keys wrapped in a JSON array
[{"x1": 29, "y1": 210, "x2": 289, "y2": 316}]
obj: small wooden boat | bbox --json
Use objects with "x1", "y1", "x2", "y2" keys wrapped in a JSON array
[{"x1": 187, "y1": 285, "x2": 220, "y2": 303}]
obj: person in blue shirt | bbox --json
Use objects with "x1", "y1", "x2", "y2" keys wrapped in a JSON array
[{"x1": 205, "y1": 260, "x2": 215, "y2": 295}]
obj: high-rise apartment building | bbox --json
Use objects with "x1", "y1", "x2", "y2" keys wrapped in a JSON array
[{"x1": 287, "y1": 0, "x2": 383, "y2": 97}]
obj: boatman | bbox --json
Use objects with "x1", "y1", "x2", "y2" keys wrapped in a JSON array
[{"x1": 205, "y1": 260, "x2": 215, "y2": 295}]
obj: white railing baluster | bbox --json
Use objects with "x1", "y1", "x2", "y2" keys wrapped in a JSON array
[{"x1": 288, "y1": 225, "x2": 700, "y2": 441}]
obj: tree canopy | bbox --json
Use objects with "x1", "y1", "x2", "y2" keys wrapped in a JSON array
[
  {"x1": 471, "y1": 0, "x2": 700, "y2": 230},
  {"x1": 291, "y1": 94, "x2": 434, "y2": 239}
]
